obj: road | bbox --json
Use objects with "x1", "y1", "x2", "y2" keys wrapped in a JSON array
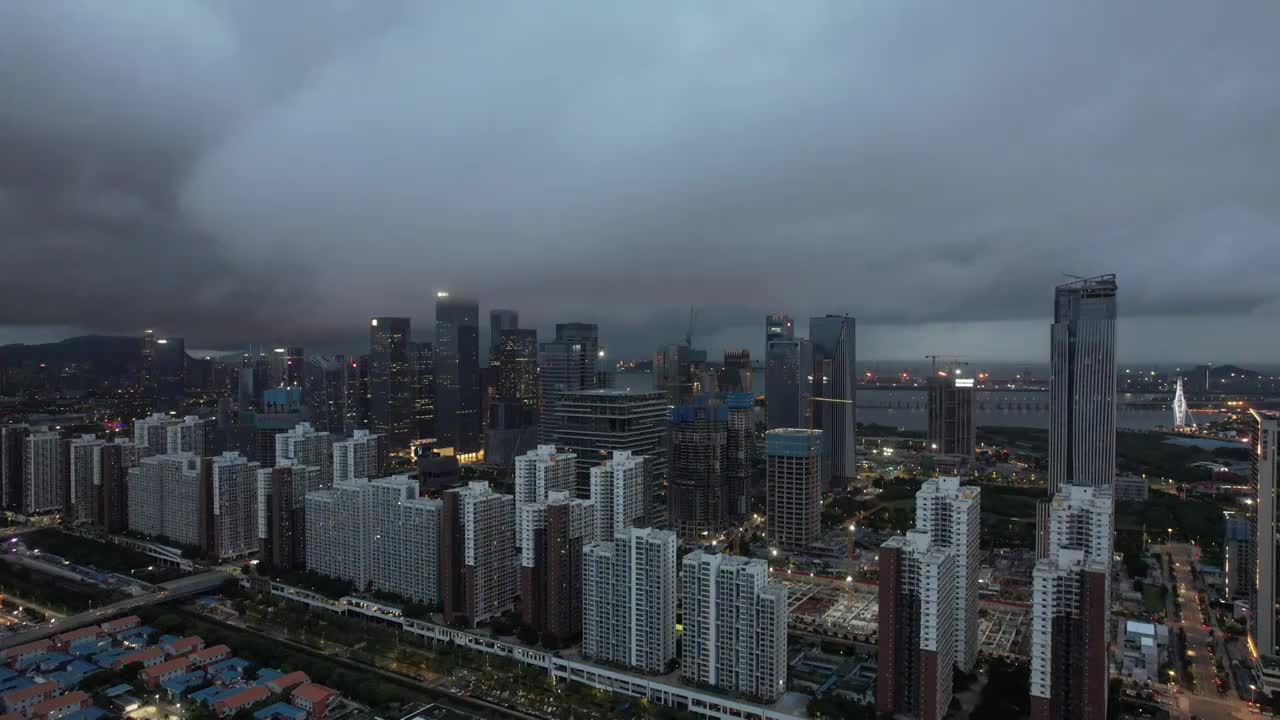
[
  {"x1": 1162, "y1": 543, "x2": 1254, "y2": 720},
  {"x1": 0, "y1": 571, "x2": 229, "y2": 650}
]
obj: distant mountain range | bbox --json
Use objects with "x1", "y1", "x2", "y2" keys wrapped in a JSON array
[{"x1": 0, "y1": 335, "x2": 144, "y2": 376}]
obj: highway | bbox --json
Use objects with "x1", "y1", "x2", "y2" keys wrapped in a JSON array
[{"x1": 0, "y1": 571, "x2": 230, "y2": 650}]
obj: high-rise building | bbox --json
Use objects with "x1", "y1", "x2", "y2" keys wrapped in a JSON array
[
  {"x1": 582, "y1": 528, "x2": 678, "y2": 674},
  {"x1": 1, "y1": 424, "x2": 30, "y2": 510},
  {"x1": 589, "y1": 451, "x2": 647, "y2": 542},
  {"x1": 765, "y1": 429, "x2": 822, "y2": 550},
  {"x1": 680, "y1": 552, "x2": 787, "y2": 702},
  {"x1": 165, "y1": 415, "x2": 219, "y2": 457},
  {"x1": 808, "y1": 315, "x2": 855, "y2": 487},
  {"x1": 1048, "y1": 275, "x2": 1117, "y2": 495},
  {"x1": 369, "y1": 317, "x2": 414, "y2": 449},
  {"x1": 154, "y1": 336, "x2": 187, "y2": 412},
  {"x1": 440, "y1": 481, "x2": 516, "y2": 626},
  {"x1": 765, "y1": 338, "x2": 812, "y2": 431},
  {"x1": 724, "y1": 392, "x2": 755, "y2": 519},
  {"x1": 209, "y1": 452, "x2": 261, "y2": 560},
  {"x1": 303, "y1": 355, "x2": 355, "y2": 434},
  {"x1": 927, "y1": 373, "x2": 976, "y2": 459},
  {"x1": 95, "y1": 439, "x2": 142, "y2": 533},
  {"x1": 668, "y1": 396, "x2": 728, "y2": 538},
  {"x1": 654, "y1": 344, "x2": 696, "y2": 406},
  {"x1": 877, "y1": 529, "x2": 956, "y2": 720},
  {"x1": 765, "y1": 314, "x2": 794, "y2": 344},
  {"x1": 721, "y1": 350, "x2": 753, "y2": 394},
  {"x1": 518, "y1": 491, "x2": 595, "y2": 645},
  {"x1": 257, "y1": 461, "x2": 325, "y2": 570},
  {"x1": 434, "y1": 294, "x2": 482, "y2": 455},
  {"x1": 492, "y1": 329, "x2": 539, "y2": 407},
  {"x1": 1031, "y1": 485, "x2": 1113, "y2": 720},
  {"x1": 333, "y1": 430, "x2": 385, "y2": 484},
  {"x1": 1223, "y1": 511, "x2": 1251, "y2": 601},
  {"x1": 410, "y1": 341, "x2": 435, "y2": 441},
  {"x1": 551, "y1": 389, "x2": 668, "y2": 517},
  {"x1": 127, "y1": 454, "x2": 207, "y2": 548},
  {"x1": 1252, "y1": 411, "x2": 1279, "y2": 657},
  {"x1": 134, "y1": 413, "x2": 178, "y2": 456},
  {"x1": 305, "y1": 475, "x2": 441, "y2": 604},
  {"x1": 514, "y1": 445, "x2": 577, "y2": 505},
  {"x1": 274, "y1": 423, "x2": 334, "y2": 483},
  {"x1": 23, "y1": 430, "x2": 65, "y2": 515},
  {"x1": 141, "y1": 329, "x2": 158, "y2": 402},
  {"x1": 538, "y1": 323, "x2": 600, "y2": 444},
  {"x1": 915, "y1": 477, "x2": 981, "y2": 672},
  {"x1": 488, "y1": 309, "x2": 519, "y2": 358},
  {"x1": 68, "y1": 434, "x2": 105, "y2": 523}
]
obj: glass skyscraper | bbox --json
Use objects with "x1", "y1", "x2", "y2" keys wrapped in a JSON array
[
  {"x1": 435, "y1": 294, "x2": 482, "y2": 454},
  {"x1": 369, "y1": 317, "x2": 413, "y2": 449}
]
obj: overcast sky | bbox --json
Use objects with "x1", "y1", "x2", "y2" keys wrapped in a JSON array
[{"x1": 2, "y1": 2, "x2": 1278, "y2": 362}]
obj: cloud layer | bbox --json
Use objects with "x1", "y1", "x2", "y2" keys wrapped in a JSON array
[{"x1": 2, "y1": 2, "x2": 1279, "y2": 359}]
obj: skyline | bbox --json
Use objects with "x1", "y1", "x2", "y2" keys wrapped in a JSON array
[{"x1": 3, "y1": 2, "x2": 1280, "y2": 358}]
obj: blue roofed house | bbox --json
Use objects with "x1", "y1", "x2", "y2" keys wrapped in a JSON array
[{"x1": 253, "y1": 702, "x2": 307, "y2": 720}]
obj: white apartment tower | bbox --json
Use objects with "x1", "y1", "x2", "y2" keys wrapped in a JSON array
[
  {"x1": 588, "y1": 450, "x2": 647, "y2": 542},
  {"x1": 127, "y1": 454, "x2": 205, "y2": 546},
  {"x1": 1252, "y1": 411, "x2": 1279, "y2": 658},
  {"x1": 305, "y1": 475, "x2": 442, "y2": 604},
  {"x1": 333, "y1": 430, "x2": 383, "y2": 483},
  {"x1": 680, "y1": 552, "x2": 787, "y2": 702},
  {"x1": 68, "y1": 434, "x2": 106, "y2": 523},
  {"x1": 275, "y1": 422, "x2": 334, "y2": 481},
  {"x1": 134, "y1": 413, "x2": 177, "y2": 456},
  {"x1": 441, "y1": 481, "x2": 517, "y2": 625},
  {"x1": 209, "y1": 452, "x2": 261, "y2": 560},
  {"x1": 518, "y1": 491, "x2": 595, "y2": 569},
  {"x1": 915, "y1": 477, "x2": 981, "y2": 672},
  {"x1": 876, "y1": 529, "x2": 955, "y2": 720},
  {"x1": 23, "y1": 430, "x2": 65, "y2": 515},
  {"x1": 514, "y1": 445, "x2": 577, "y2": 504},
  {"x1": 582, "y1": 527, "x2": 678, "y2": 674},
  {"x1": 165, "y1": 416, "x2": 217, "y2": 457}
]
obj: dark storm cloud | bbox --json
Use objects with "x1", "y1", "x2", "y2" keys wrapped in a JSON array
[{"x1": 2, "y1": 1, "x2": 1279, "y2": 357}]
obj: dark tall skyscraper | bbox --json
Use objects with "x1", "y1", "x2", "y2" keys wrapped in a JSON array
[
  {"x1": 809, "y1": 315, "x2": 855, "y2": 487},
  {"x1": 668, "y1": 396, "x2": 728, "y2": 539},
  {"x1": 927, "y1": 372, "x2": 976, "y2": 458},
  {"x1": 155, "y1": 336, "x2": 187, "y2": 412},
  {"x1": 1048, "y1": 275, "x2": 1118, "y2": 495},
  {"x1": 369, "y1": 317, "x2": 413, "y2": 448},
  {"x1": 724, "y1": 391, "x2": 754, "y2": 518},
  {"x1": 538, "y1": 323, "x2": 599, "y2": 444},
  {"x1": 435, "y1": 293, "x2": 482, "y2": 455},
  {"x1": 765, "y1": 313, "x2": 794, "y2": 344},
  {"x1": 721, "y1": 349, "x2": 752, "y2": 394},
  {"x1": 486, "y1": 328, "x2": 540, "y2": 466},
  {"x1": 489, "y1": 309, "x2": 519, "y2": 357},
  {"x1": 411, "y1": 342, "x2": 435, "y2": 440},
  {"x1": 140, "y1": 329, "x2": 157, "y2": 399},
  {"x1": 766, "y1": 338, "x2": 811, "y2": 430},
  {"x1": 304, "y1": 355, "x2": 354, "y2": 434}
]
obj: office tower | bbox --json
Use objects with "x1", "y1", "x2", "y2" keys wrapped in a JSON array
[
  {"x1": 303, "y1": 355, "x2": 354, "y2": 434},
  {"x1": 721, "y1": 349, "x2": 753, "y2": 394},
  {"x1": 538, "y1": 323, "x2": 600, "y2": 444},
  {"x1": 154, "y1": 336, "x2": 187, "y2": 411},
  {"x1": 305, "y1": 475, "x2": 441, "y2": 604},
  {"x1": 927, "y1": 372, "x2": 976, "y2": 459},
  {"x1": 134, "y1": 413, "x2": 178, "y2": 456},
  {"x1": 1, "y1": 424, "x2": 30, "y2": 510},
  {"x1": 347, "y1": 356, "x2": 369, "y2": 432},
  {"x1": 518, "y1": 491, "x2": 596, "y2": 645},
  {"x1": 724, "y1": 392, "x2": 754, "y2": 519},
  {"x1": 589, "y1": 451, "x2": 647, "y2": 542},
  {"x1": 552, "y1": 389, "x2": 668, "y2": 513},
  {"x1": 440, "y1": 481, "x2": 516, "y2": 626},
  {"x1": 514, "y1": 445, "x2": 576, "y2": 504},
  {"x1": 23, "y1": 430, "x2": 65, "y2": 515},
  {"x1": 808, "y1": 314, "x2": 855, "y2": 487},
  {"x1": 274, "y1": 423, "x2": 334, "y2": 482},
  {"x1": 209, "y1": 452, "x2": 261, "y2": 560},
  {"x1": 95, "y1": 439, "x2": 142, "y2": 533},
  {"x1": 165, "y1": 415, "x2": 219, "y2": 457},
  {"x1": 680, "y1": 552, "x2": 787, "y2": 702},
  {"x1": 257, "y1": 461, "x2": 324, "y2": 570},
  {"x1": 489, "y1": 309, "x2": 519, "y2": 357},
  {"x1": 127, "y1": 454, "x2": 206, "y2": 547},
  {"x1": 1049, "y1": 275, "x2": 1117, "y2": 495},
  {"x1": 1224, "y1": 511, "x2": 1251, "y2": 600},
  {"x1": 1031, "y1": 485, "x2": 1114, "y2": 720},
  {"x1": 333, "y1": 430, "x2": 385, "y2": 483},
  {"x1": 68, "y1": 434, "x2": 105, "y2": 523},
  {"x1": 582, "y1": 528, "x2": 678, "y2": 674},
  {"x1": 765, "y1": 429, "x2": 822, "y2": 550},
  {"x1": 141, "y1": 329, "x2": 158, "y2": 400},
  {"x1": 1253, "y1": 411, "x2": 1279, "y2": 656},
  {"x1": 765, "y1": 313, "x2": 794, "y2": 344},
  {"x1": 492, "y1": 329, "x2": 539, "y2": 407},
  {"x1": 915, "y1": 477, "x2": 981, "y2": 672},
  {"x1": 408, "y1": 341, "x2": 434, "y2": 441},
  {"x1": 251, "y1": 387, "x2": 304, "y2": 467},
  {"x1": 765, "y1": 337, "x2": 812, "y2": 431},
  {"x1": 283, "y1": 346, "x2": 305, "y2": 387},
  {"x1": 369, "y1": 317, "x2": 413, "y2": 449},
  {"x1": 654, "y1": 344, "x2": 695, "y2": 406},
  {"x1": 877, "y1": 529, "x2": 956, "y2": 720},
  {"x1": 434, "y1": 294, "x2": 482, "y2": 455},
  {"x1": 668, "y1": 396, "x2": 728, "y2": 538}
]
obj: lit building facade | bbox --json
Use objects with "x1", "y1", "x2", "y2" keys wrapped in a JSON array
[
  {"x1": 332, "y1": 430, "x2": 385, "y2": 484},
  {"x1": 927, "y1": 374, "x2": 975, "y2": 459},
  {"x1": 434, "y1": 295, "x2": 482, "y2": 454},
  {"x1": 369, "y1": 317, "x2": 413, "y2": 449},
  {"x1": 765, "y1": 429, "x2": 822, "y2": 550},
  {"x1": 582, "y1": 528, "x2": 678, "y2": 674}
]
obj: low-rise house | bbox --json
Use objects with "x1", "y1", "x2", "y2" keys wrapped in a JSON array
[
  {"x1": 1, "y1": 681, "x2": 58, "y2": 717},
  {"x1": 215, "y1": 686, "x2": 270, "y2": 717},
  {"x1": 290, "y1": 684, "x2": 339, "y2": 720},
  {"x1": 141, "y1": 657, "x2": 192, "y2": 687},
  {"x1": 31, "y1": 691, "x2": 90, "y2": 720}
]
